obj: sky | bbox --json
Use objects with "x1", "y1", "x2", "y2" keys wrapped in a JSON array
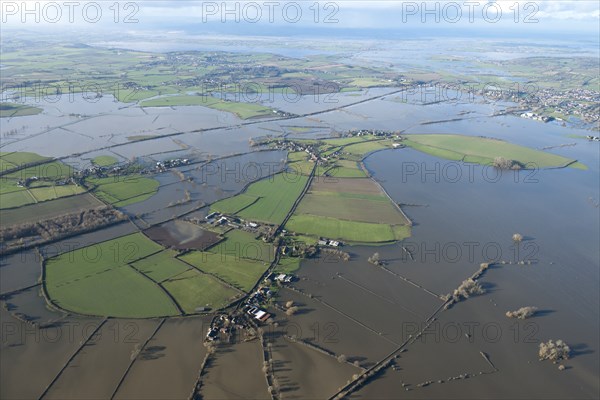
[{"x1": 1, "y1": 1, "x2": 599, "y2": 38}]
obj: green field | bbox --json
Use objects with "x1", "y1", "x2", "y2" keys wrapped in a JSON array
[
  {"x1": 92, "y1": 155, "x2": 118, "y2": 167},
  {"x1": 3, "y1": 161, "x2": 74, "y2": 180},
  {"x1": 179, "y1": 230, "x2": 273, "y2": 291},
  {"x1": 1, "y1": 151, "x2": 50, "y2": 169},
  {"x1": 286, "y1": 151, "x2": 319, "y2": 176},
  {"x1": 231, "y1": 173, "x2": 309, "y2": 225},
  {"x1": 210, "y1": 193, "x2": 259, "y2": 214},
  {"x1": 131, "y1": 250, "x2": 191, "y2": 282},
  {"x1": 0, "y1": 193, "x2": 103, "y2": 225},
  {"x1": 274, "y1": 256, "x2": 302, "y2": 274},
  {"x1": 0, "y1": 188, "x2": 36, "y2": 209},
  {"x1": 28, "y1": 184, "x2": 86, "y2": 202},
  {"x1": 286, "y1": 214, "x2": 410, "y2": 243},
  {"x1": 88, "y1": 174, "x2": 159, "y2": 207},
  {"x1": 0, "y1": 152, "x2": 89, "y2": 209},
  {"x1": 0, "y1": 103, "x2": 42, "y2": 118},
  {"x1": 403, "y1": 134, "x2": 582, "y2": 169},
  {"x1": 162, "y1": 270, "x2": 241, "y2": 313},
  {"x1": 324, "y1": 160, "x2": 367, "y2": 178},
  {"x1": 45, "y1": 233, "x2": 179, "y2": 317},
  {"x1": 287, "y1": 177, "x2": 410, "y2": 243},
  {"x1": 343, "y1": 140, "x2": 391, "y2": 157},
  {"x1": 296, "y1": 192, "x2": 405, "y2": 224},
  {"x1": 141, "y1": 95, "x2": 274, "y2": 119},
  {"x1": 141, "y1": 95, "x2": 218, "y2": 107},
  {"x1": 180, "y1": 251, "x2": 270, "y2": 292},
  {"x1": 209, "y1": 229, "x2": 274, "y2": 263}
]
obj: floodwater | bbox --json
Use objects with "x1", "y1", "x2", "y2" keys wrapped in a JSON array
[
  {"x1": 114, "y1": 316, "x2": 211, "y2": 400},
  {"x1": 200, "y1": 339, "x2": 271, "y2": 399},
  {"x1": 44, "y1": 319, "x2": 161, "y2": 400},
  {"x1": 1, "y1": 76, "x2": 598, "y2": 398},
  {"x1": 0, "y1": 307, "x2": 101, "y2": 400}
]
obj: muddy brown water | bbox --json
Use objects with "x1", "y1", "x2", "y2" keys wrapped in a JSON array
[
  {"x1": 44, "y1": 319, "x2": 161, "y2": 400},
  {"x1": 0, "y1": 250, "x2": 41, "y2": 295},
  {"x1": 266, "y1": 326, "x2": 362, "y2": 399},
  {"x1": 199, "y1": 339, "x2": 271, "y2": 400},
  {"x1": 270, "y1": 288, "x2": 397, "y2": 367},
  {"x1": 114, "y1": 316, "x2": 211, "y2": 400},
  {"x1": 0, "y1": 307, "x2": 102, "y2": 400}
]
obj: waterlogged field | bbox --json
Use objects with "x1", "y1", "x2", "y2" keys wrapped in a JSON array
[{"x1": 403, "y1": 134, "x2": 584, "y2": 169}]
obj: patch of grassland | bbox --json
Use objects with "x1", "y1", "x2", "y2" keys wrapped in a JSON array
[
  {"x1": 179, "y1": 252, "x2": 269, "y2": 292},
  {"x1": 47, "y1": 264, "x2": 178, "y2": 317},
  {"x1": 28, "y1": 185, "x2": 86, "y2": 202},
  {"x1": 141, "y1": 95, "x2": 217, "y2": 107},
  {"x1": 208, "y1": 101, "x2": 274, "y2": 120},
  {"x1": 88, "y1": 174, "x2": 159, "y2": 207},
  {"x1": 287, "y1": 151, "x2": 319, "y2": 176},
  {"x1": 1, "y1": 151, "x2": 50, "y2": 167},
  {"x1": 324, "y1": 160, "x2": 367, "y2": 178},
  {"x1": 0, "y1": 189, "x2": 36, "y2": 209},
  {"x1": 287, "y1": 177, "x2": 410, "y2": 243},
  {"x1": 235, "y1": 173, "x2": 310, "y2": 225},
  {"x1": 209, "y1": 229, "x2": 274, "y2": 263},
  {"x1": 286, "y1": 214, "x2": 408, "y2": 243},
  {"x1": 179, "y1": 230, "x2": 273, "y2": 292},
  {"x1": 131, "y1": 250, "x2": 191, "y2": 282},
  {"x1": 347, "y1": 78, "x2": 393, "y2": 87},
  {"x1": 141, "y1": 95, "x2": 274, "y2": 119},
  {"x1": 3, "y1": 161, "x2": 74, "y2": 180},
  {"x1": 403, "y1": 134, "x2": 580, "y2": 169},
  {"x1": 92, "y1": 155, "x2": 118, "y2": 167},
  {"x1": 162, "y1": 270, "x2": 241, "y2": 313},
  {"x1": 296, "y1": 192, "x2": 403, "y2": 224},
  {"x1": 0, "y1": 193, "x2": 103, "y2": 225},
  {"x1": 45, "y1": 233, "x2": 177, "y2": 317},
  {"x1": 274, "y1": 256, "x2": 302, "y2": 274},
  {"x1": 1, "y1": 152, "x2": 88, "y2": 209},
  {"x1": 343, "y1": 140, "x2": 391, "y2": 157},
  {"x1": 127, "y1": 135, "x2": 157, "y2": 141},
  {"x1": 210, "y1": 193, "x2": 259, "y2": 215},
  {"x1": 0, "y1": 103, "x2": 42, "y2": 118}
]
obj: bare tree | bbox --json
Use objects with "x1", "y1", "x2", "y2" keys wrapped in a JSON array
[
  {"x1": 539, "y1": 339, "x2": 570, "y2": 362},
  {"x1": 368, "y1": 252, "x2": 382, "y2": 266}
]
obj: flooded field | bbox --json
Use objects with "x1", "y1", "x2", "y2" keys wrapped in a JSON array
[
  {"x1": 200, "y1": 339, "x2": 271, "y2": 399},
  {"x1": 44, "y1": 319, "x2": 161, "y2": 400},
  {"x1": 0, "y1": 307, "x2": 101, "y2": 400},
  {"x1": 1, "y1": 57, "x2": 598, "y2": 398},
  {"x1": 145, "y1": 220, "x2": 222, "y2": 251},
  {"x1": 114, "y1": 316, "x2": 211, "y2": 400},
  {"x1": 266, "y1": 326, "x2": 362, "y2": 399}
]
